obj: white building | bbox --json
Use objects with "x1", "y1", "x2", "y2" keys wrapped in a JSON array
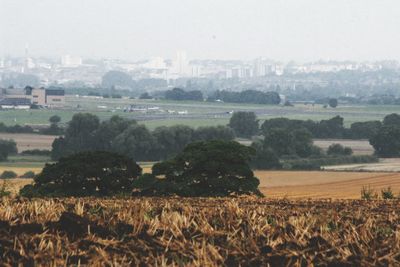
[
  {"x1": 61, "y1": 55, "x2": 83, "y2": 67},
  {"x1": 174, "y1": 50, "x2": 189, "y2": 75}
]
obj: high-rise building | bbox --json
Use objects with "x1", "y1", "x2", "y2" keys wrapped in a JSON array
[{"x1": 175, "y1": 50, "x2": 188, "y2": 75}]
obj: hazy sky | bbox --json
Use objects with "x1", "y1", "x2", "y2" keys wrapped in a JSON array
[{"x1": 1, "y1": 0, "x2": 399, "y2": 61}]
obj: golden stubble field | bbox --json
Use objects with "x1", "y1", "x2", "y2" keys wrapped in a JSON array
[{"x1": 1, "y1": 197, "x2": 400, "y2": 265}]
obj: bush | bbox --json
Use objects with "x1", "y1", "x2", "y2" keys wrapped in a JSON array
[
  {"x1": 1, "y1": 171, "x2": 18, "y2": 179},
  {"x1": 327, "y1": 144, "x2": 353, "y2": 156},
  {"x1": 381, "y1": 187, "x2": 395, "y2": 200},
  {"x1": 20, "y1": 171, "x2": 35, "y2": 179},
  {"x1": 21, "y1": 149, "x2": 51, "y2": 156},
  {"x1": 0, "y1": 180, "x2": 11, "y2": 197},
  {"x1": 361, "y1": 185, "x2": 377, "y2": 200},
  {"x1": 20, "y1": 151, "x2": 142, "y2": 197}
]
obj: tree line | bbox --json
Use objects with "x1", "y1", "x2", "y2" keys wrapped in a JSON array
[
  {"x1": 51, "y1": 113, "x2": 235, "y2": 161},
  {"x1": 229, "y1": 112, "x2": 382, "y2": 140}
]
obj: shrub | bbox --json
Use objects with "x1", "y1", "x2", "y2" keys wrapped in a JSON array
[
  {"x1": 381, "y1": 187, "x2": 395, "y2": 200},
  {"x1": 361, "y1": 185, "x2": 377, "y2": 200},
  {"x1": 20, "y1": 151, "x2": 142, "y2": 197},
  {"x1": 327, "y1": 144, "x2": 353, "y2": 156},
  {"x1": 20, "y1": 171, "x2": 35, "y2": 179},
  {"x1": 0, "y1": 180, "x2": 11, "y2": 197},
  {"x1": 0, "y1": 171, "x2": 17, "y2": 179},
  {"x1": 21, "y1": 149, "x2": 51, "y2": 156}
]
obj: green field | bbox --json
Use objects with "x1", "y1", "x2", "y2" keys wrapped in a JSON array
[{"x1": 0, "y1": 96, "x2": 399, "y2": 129}]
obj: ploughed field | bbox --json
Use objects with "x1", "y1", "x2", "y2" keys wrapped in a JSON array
[{"x1": 0, "y1": 197, "x2": 399, "y2": 266}]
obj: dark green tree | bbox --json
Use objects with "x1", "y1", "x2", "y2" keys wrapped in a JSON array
[
  {"x1": 132, "y1": 140, "x2": 262, "y2": 197},
  {"x1": 112, "y1": 124, "x2": 156, "y2": 161},
  {"x1": 0, "y1": 139, "x2": 17, "y2": 161},
  {"x1": 328, "y1": 98, "x2": 338, "y2": 108},
  {"x1": 51, "y1": 113, "x2": 100, "y2": 159},
  {"x1": 250, "y1": 140, "x2": 282, "y2": 170},
  {"x1": 228, "y1": 111, "x2": 259, "y2": 138},
  {"x1": 49, "y1": 115, "x2": 61, "y2": 124},
  {"x1": 152, "y1": 125, "x2": 194, "y2": 159},
  {"x1": 20, "y1": 151, "x2": 142, "y2": 197},
  {"x1": 370, "y1": 126, "x2": 400, "y2": 157},
  {"x1": 193, "y1": 125, "x2": 235, "y2": 142},
  {"x1": 383, "y1": 113, "x2": 400, "y2": 127}
]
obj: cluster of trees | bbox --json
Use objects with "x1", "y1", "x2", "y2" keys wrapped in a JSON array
[
  {"x1": 164, "y1": 88, "x2": 203, "y2": 101},
  {"x1": 208, "y1": 90, "x2": 281, "y2": 105},
  {"x1": 228, "y1": 112, "x2": 366, "y2": 140},
  {"x1": 226, "y1": 111, "x2": 380, "y2": 170},
  {"x1": 21, "y1": 141, "x2": 261, "y2": 197},
  {"x1": 160, "y1": 88, "x2": 282, "y2": 105},
  {"x1": 0, "y1": 140, "x2": 17, "y2": 161},
  {"x1": 261, "y1": 116, "x2": 383, "y2": 139},
  {"x1": 51, "y1": 113, "x2": 235, "y2": 161},
  {"x1": 0, "y1": 116, "x2": 64, "y2": 135},
  {"x1": 0, "y1": 123, "x2": 34, "y2": 134}
]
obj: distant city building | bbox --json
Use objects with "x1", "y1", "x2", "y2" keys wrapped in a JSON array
[
  {"x1": 0, "y1": 87, "x2": 65, "y2": 108},
  {"x1": 61, "y1": 55, "x2": 82, "y2": 67},
  {"x1": 0, "y1": 98, "x2": 31, "y2": 109},
  {"x1": 175, "y1": 50, "x2": 188, "y2": 75}
]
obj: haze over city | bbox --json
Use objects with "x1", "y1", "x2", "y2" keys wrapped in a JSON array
[{"x1": 1, "y1": 0, "x2": 400, "y2": 61}]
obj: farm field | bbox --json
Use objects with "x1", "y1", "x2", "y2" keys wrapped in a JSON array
[
  {"x1": 256, "y1": 170, "x2": 400, "y2": 199},
  {"x1": 0, "y1": 197, "x2": 399, "y2": 265},
  {"x1": 0, "y1": 133, "x2": 57, "y2": 152},
  {"x1": 323, "y1": 158, "x2": 400, "y2": 172},
  {"x1": 313, "y1": 139, "x2": 374, "y2": 155}
]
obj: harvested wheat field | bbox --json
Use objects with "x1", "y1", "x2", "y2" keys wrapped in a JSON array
[
  {"x1": 313, "y1": 139, "x2": 374, "y2": 155},
  {"x1": 0, "y1": 197, "x2": 400, "y2": 266},
  {"x1": 0, "y1": 133, "x2": 57, "y2": 152},
  {"x1": 256, "y1": 171, "x2": 400, "y2": 199}
]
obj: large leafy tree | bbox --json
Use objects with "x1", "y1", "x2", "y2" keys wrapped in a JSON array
[
  {"x1": 383, "y1": 113, "x2": 400, "y2": 127},
  {"x1": 51, "y1": 113, "x2": 100, "y2": 159},
  {"x1": 132, "y1": 140, "x2": 262, "y2": 197},
  {"x1": 20, "y1": 151, "x2": 142, "y2": 197},
  {"x1": 370, "y1": 126, "x2": 400, "y2": 157},
  {"x1": 228, "y1": 111, "x2": 259, "y2": 138},
  {"x1": 112, "y1": 124, "x2": 156, "y2": 161},
  {"x1": 152, "y1": 125, "x2": 194, "y2": 159}
]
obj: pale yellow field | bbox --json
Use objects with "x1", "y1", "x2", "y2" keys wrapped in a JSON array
[
  {"x1": 0, "y1": 167, "x2": 42, "y2": 176},
  {"x1": 0, "y1": 133, "x2": 57, "y2": 152},
  {"x1": 313, "y1": 139, "x2": 374, "y2": 155},
  {"x1": 1, "y1": 178, "x2": 33, "y2": 194},
  {"x1": 256, "y1": 170, "x2": 400, "y2": 199}
]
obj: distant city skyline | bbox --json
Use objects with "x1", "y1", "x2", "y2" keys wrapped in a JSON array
[{"x1": 1, "y1": 0, "x2": 400, "y2": 61}]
